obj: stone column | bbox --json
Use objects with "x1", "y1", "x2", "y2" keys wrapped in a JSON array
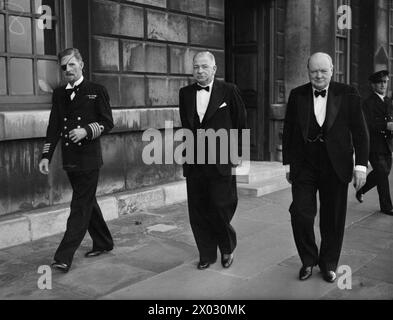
[
  {"x1": 374, "y1": 0, "x2": 389, "y2": 72},
  {"x1": 284, "y1": 0, "x2": 312, "y2": 99}
]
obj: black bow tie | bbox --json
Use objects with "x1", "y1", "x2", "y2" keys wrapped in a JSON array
[
  {"x1": 196, "y1": 85, "x2": 210, "y2": 92},
  {"x1": 66, "y1": 85, "x2": 80, "y2": 96},
  {"x1": 314, "y1": 89, "x2": 327, "y2": 98}
]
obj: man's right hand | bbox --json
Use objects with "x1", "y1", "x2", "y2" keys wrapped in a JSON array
[
  {"x1": 39, "y1": 159, "x2": 50, "y2": 175},
  {"x1": 387, "y1": 122, "x2": 393, "y2": 131},
  {"x1": 286, "y1": 172, "x2": 292, "y2": 184}
]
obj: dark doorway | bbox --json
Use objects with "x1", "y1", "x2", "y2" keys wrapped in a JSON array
[{"x1": 225, "y1": 0, "x2": 271, "y2": 161}]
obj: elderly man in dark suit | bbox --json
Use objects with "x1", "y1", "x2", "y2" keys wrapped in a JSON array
[
  {"x1": 178, "y1": 51, "x2": 247, "y2": 270},
  {"x1": 282, "y1": 52, "x2": 369, "y2": 282},
  {"x1": 39, "y1": 48, "x2": 114, "y2": 273},
  {"x1": 356, "y1": 70, "x2": 393, "y2": 216}
]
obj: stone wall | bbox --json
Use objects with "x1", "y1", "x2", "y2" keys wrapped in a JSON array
[
  {"x1": 0, "y1": 0, "x2": 225, "y2": 216},
  {"x1": 89, "y1": 0, "x2": 225, "y2": 108}
]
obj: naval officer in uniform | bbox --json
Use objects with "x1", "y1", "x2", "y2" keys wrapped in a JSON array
[
  {"x1": 356, "y1": 70, "x2": 393, "y2": 216},
  {"x1": 39, "y1": 48, "x2": 114, "y2": 272}
]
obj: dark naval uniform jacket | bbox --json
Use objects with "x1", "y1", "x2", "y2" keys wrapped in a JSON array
[
  {"x1": 362, "y1": 93, "x2": 393, "y2": 154},
  {"x1": 41, "y1": 79, "x2": 114, "y2": 171}
]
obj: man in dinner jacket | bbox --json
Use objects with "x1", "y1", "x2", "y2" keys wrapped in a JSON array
[
  {"x1": 178, "y1": 51, "x2": 247, "y2": 270},
  {"x1": 282, "y1": 52, "x2": 369, "y2": 283}
]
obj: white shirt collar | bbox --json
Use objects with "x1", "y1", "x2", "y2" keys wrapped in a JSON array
[
  {"x1": 66, "y1": 75, "x2": 84, "y2": 89},
  {"x1": 197, "y1": 79, "x2": 214, "y2": 89},
  {"x1": 374, "y1": 91, "x2": 385, "y2": 102}
]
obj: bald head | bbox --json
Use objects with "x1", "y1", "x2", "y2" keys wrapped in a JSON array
[
  {"x1": 193, "y1": 51, "x2": 216, "y2": 65},
  {"x1": 193, "y1": 51, "x2": 217, "y2": 86},
  {"x1": 307, "y1": 52, "x2": 333, "y2": 90}
]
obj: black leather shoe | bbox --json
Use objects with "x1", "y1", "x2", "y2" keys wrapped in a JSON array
[
  {"x1": 51, "y1": 261, "x2": 70, "y2": 273},
  {"x1": 322, "y1": 270, "x2": 337, "y2": 283},
  {"x1": 221, "y1": 254, "x2": 234, "y2": 268},
  {"x1": 299, "y1": 266, "x2": 313, "y2": 280},
  {"x1": 85, "y1": 248, "x2": 112, "y2": 258},
  {"x1": 197, "y1": 261, "x2": 211, "y2": 270},
  {"x1": 355, "y1": 190, "x2": 364, "y2": 203},
  {"x1": 381, "y1": 209, "x2": 393, "y2": 216}
]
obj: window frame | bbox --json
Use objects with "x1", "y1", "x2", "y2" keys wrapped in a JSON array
[
  {"x1": 0, "y1": 0, "x2": 71, "y2": 107},
  {"x1": 334, "y1": 0, "x2": 351, "y2": 84}
]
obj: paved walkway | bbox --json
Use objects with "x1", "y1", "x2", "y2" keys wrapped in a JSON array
[{"x1": 0, "y1": 181, "x2": 392, "y2": 300}]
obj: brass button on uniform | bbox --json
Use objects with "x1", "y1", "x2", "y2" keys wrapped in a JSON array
[
  {"x1": 64, "y1": 118, "x2": 67, "y2": 121},
  {"x1": 65, "y1": 142, "x2": 69, "y2": 146},
  {"x1": 77, "y1": 125, "x2": 81, "y2": 128},
  {"x1": 77, "y1": 117, "x2": 81, "y2": 121},
  {"x1": 78, "y1": 142, "x2": 82, "y2": 146}
]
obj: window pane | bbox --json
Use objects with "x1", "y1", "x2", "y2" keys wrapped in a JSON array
[
  {"x1": 0, "y1": 14, "x2": 4, "y2": 52},
  {"x1": 9, "y1": 16, "x2": 32, "y2": 53},
  {"x1": 10, "y1": 58, "x2": 34, "y2": 95},
  {"x1": 36, "y1": 19, "x2": 56, "y2": 55},
  {"x1": 35, "y1": 0, "x2": 56, "y2": 15},
  {"x1": 0, "y1": 57, "x2": 6, "y2": 95},
  {"x1": 8, "y1": 0, "x2": 31, "y2": 12},
  {"x1": 37, "y1": 60, "x2": 59, "y2": 94},
  {"x1": 0, "y1": 0, "x2": 4, "y2": 9}
]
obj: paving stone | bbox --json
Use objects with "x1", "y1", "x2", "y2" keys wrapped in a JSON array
[
  {"x1": 53, "y1": 261, "x2": 156, "y2": 298},
  {"x1": 212, "y1": 224, "x2": 296, "y2": 279},
  {"x1": 0, "y1": 274, "x2": 91, "y2": 300},
  {"x1": 219, "y1": 264, "x2": 337, "y2": 300},
  {"x1": 343, "y1": 225, "x2": 393, "y2": 254},
  {"x1": 101, "y1": 263, "x2": 245, "y2": 299},
  {"x1": 322, "y1": 275, "x2": 393, "y2": 300},
  {"x1": 147, "y1": 224, "x2": 178, "y2": 232},
  {"x1": 356, "y1": 255, "x2": 393, "y2": 284},
  {"x1": 110, "y1": 236, "x2": 196, "y2": 274},
  {"x1": 356, "y1": 213, "x2": 393, "y2": 234}
]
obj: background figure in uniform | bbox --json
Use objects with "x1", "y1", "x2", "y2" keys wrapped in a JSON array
[
  {"x1": 39, "y1": 48, "x2": 114, "y2": 272},
  {"x1": 356, "y1": 70, "x2": 393, "y2": 216},
  {"x1": 282, "y1": 52, "x2": 369, "y2": 282},
  {"x1": 178, "y1": 51, "x2": 247, "y2": 270}
]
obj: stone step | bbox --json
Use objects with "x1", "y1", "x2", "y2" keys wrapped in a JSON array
[
  {"x1": 237, "y1": 175, "x2": 290, "y2": 197},
  {"x1": 237, "y1": 161, "x2": 286, "y2": 184}
]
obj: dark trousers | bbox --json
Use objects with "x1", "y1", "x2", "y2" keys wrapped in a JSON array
[
  {"x1": 361, "y1": 153, "x2": 392, "y2": 212},
  {"x1": 289, "y1": 142, "x2": 348, "y2": 272},
  {"x1": 186, "y1": 165, "x2": 238, "y2": 262},
  {"x1": 54, "y1": 169, "x2": 114, "y2": 266}
]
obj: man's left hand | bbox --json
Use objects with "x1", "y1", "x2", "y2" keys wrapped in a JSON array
[
  {"x1": 69, "y1": 128, "x2": 87, "y2": 143},
  {"x1": 353, "y1": 170, "x2": 366, "y2": 191}
]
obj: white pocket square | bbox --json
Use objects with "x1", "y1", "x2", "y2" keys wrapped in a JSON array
[{"x1": 219, "y1": 102, "x2": 227, "y2": 109}]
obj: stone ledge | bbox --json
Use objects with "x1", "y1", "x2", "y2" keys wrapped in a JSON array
[
  {"x1": 0, "y1": 108, "x2": 181, "y2": 141},
  {"x1": 0, "y1": 215, "x2": 31, "y2": 249},
  {"x1": 0, "y1": 180, "x2": 187, "y2": 249}
]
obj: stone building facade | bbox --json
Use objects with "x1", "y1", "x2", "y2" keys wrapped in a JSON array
[{"x1": 0, "y1": 0, "x2": 392, "y2": 217}]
